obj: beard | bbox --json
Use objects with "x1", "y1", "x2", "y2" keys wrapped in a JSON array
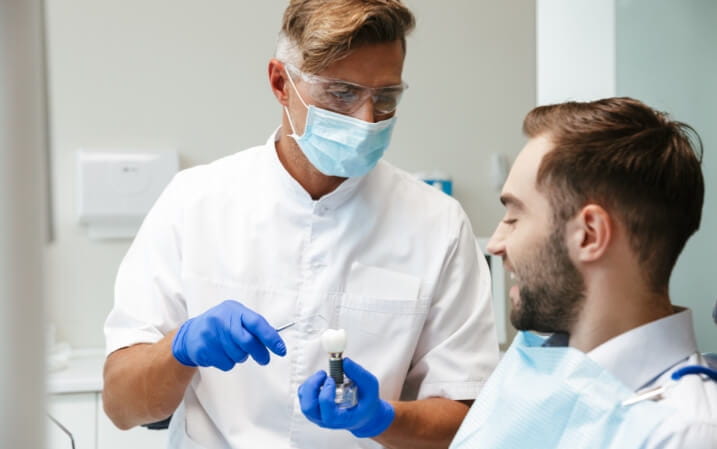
[{"x1": 510, "y1": 225, "x2": 585, "y2": 333}]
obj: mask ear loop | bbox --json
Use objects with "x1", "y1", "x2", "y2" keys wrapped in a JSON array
[{"x1": 283, "y1": 65, "x2": 309, "y2": 137}]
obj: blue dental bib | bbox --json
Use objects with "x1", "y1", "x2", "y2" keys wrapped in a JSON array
[{"x1": 450, "y1": 331, "x2": 674, "y2": 449}]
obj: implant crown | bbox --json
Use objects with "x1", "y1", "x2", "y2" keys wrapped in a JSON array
[{"x1": 321, "y1": 328, "x2": 347, "y2": 353}]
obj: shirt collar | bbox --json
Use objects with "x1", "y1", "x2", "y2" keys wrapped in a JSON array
[
  {"x1": 542, "y1": 332, "x2": 569, "y2": 347},
  {"x1": 587, "y1": 307, "x2": 698, "y2": 391},
  {"x1": 265, "y1": 127, "x2": 367, "y2": 210}
]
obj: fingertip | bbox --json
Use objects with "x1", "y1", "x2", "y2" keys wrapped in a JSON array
[
  {"x1": 274, "y1": 340, "x2": 287, "y2": 356},
  {"x1": 246, "y1": 316, "x2": 286, "y2": 357},
  {"x1": 213, "y1": 356, "x2": 235, "y2": 372},
  {"x1": 304, "y1": 370, "x2": 326, "y2": 388},
  {"x1": 253, "y1": 353, "x2": 270, "y2": 366},
  {"x1": 317, "y1": 380, "x2": 337, "y2": 423},
  {"x1": 342, "y1": 357, "x2": 362, "y2": 375},
  {"x1": 343, "y1": 358, "x2": 378, "y2": 394},
  {"x1": 319, "y1": 375, "x2": 336, "y2": 401},
  {"x1": 323, "y1": 374, "x2": 335, "y2": 388},
  {"x1": 223, "y1": 299, "x2": 240, "y2": 308}
]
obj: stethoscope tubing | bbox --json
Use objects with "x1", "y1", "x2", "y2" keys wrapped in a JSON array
[{"x1": 671, "y1": 365, "x2": 717, "y2": 382}]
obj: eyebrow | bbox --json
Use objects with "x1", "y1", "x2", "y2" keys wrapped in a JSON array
[{"x1": 500, "y1": 193, "x2": 525, "y2": 210}]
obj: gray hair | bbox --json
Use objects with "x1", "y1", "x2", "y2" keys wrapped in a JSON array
[{"x1": 275, "y1": 32, "x2": 302, "y2": 69}]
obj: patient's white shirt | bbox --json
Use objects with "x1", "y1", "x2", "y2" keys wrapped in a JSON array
[{"x1": 588, "y1": 308, "x2": 717, "y2": 449}]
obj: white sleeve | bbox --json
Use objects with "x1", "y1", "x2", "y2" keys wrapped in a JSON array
[
  {"x1": 402, "y1": 209, "x2": 500, "y2": 401},
  {"x1": 103, "y1": 172, "x2": 190, "y2": 356}
]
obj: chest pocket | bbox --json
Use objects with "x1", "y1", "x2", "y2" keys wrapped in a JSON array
[
  {"x1": 334, "y1": 263, "x2": 429, "y2": 400},
  {"x1": 337, "y1": 263, "x2": 428, "y2": 345},
  {"x1": 181, "y1": 272, "x2": 297, "y2": 331}
]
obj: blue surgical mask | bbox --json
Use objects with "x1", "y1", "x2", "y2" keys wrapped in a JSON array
[{"x1": 284, "y1": 70, "x2": 397, "y2": 178}]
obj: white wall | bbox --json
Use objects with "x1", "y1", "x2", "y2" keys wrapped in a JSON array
[
  {"x1": 616, "y1": 0, "x2": 717, "y2": 352},
  {"x1": 44, "y1": 1, "x2": 536, "y2": 349},
  {"x1": 537, "y1": 0, "x2": 716, "y2": 352},
  {"x1": 537, "y1": 0, "x2": 615, "y2": 104}
]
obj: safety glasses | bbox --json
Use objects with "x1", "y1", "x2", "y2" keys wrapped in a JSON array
[{"x1": 285, "y1": 63, "x2": 407, "y2": 116}]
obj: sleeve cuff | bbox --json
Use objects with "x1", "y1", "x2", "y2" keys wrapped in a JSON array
[
  {"x1": 415, "y1": 380, "x2": 488, "y2": 401},
  {"x1": 105, "y1": 329, "x2": 164, "y2": 356}
]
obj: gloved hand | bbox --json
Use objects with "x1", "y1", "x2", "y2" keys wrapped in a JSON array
[
  {"x1": 298, "y1": 357, "x2": 395, "y2": 438},
  {"x1": 172, "y1": 300, "x2": 286, "y2": 371}
]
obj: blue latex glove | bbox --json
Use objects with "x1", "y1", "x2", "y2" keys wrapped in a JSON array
[
  {"x1": 172, "y1": 300, "x2": 286, "y2": 371},
  {"x1": 298, "y1": 357, "x2": 395, "y2": 438}
]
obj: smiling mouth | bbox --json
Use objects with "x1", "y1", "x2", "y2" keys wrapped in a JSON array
[
  {"x1": 503, "y1": 260, "x2": 520, "y2": 285},
  {"x1": 507, "y1": 268, "x2": 521, "y2": 285},
  {"x1": 507, "y1": 269, "x2": 521, "y2": 304}
]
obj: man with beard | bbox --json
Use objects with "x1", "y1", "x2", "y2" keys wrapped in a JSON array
[{"x1": 450, "y1": 97, "x2": 716, "y2": 449}]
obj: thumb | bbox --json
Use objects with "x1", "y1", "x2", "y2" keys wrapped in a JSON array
[{"x1": 343, "y1": 358, "x2": 379, "y2": 399}]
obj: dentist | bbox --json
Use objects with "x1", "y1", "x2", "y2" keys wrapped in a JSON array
[{"x1": 102, "y1": 1, "x2": 499, "y2": 448}]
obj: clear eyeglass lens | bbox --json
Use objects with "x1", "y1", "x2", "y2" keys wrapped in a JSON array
[
  {"x1": 290, "y1": 65, "x2": 404, "y2": 115},
  {"x1": 372, "y1": 91, "x2": 403, "y2": 115},
  {"x1": 313, "y1": 82, "x2": 403, "y2": 115}
]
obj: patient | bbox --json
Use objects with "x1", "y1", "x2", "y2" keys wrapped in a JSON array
[{"x1": 451, "y1": 97, "x2": 716, "y2": 449}]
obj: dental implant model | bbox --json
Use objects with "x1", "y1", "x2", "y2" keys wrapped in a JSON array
[{"x1": 321, "y1": 328, "x2": 358, "y2": 409}]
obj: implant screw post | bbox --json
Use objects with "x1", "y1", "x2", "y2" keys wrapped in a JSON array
[
  {"x1": 329, "y1": 352, "x2": 345, "y2": 384},
  {"x1": 327, "y1": 352, "x2": 357, "y2": 409},
  {"x1": 321, "y1": 328, "x2": 358, "y2": 409}
]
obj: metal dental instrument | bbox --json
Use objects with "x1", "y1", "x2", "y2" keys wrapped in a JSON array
[
  {"x1": 276, "y1": 321, "x2": 297, "y2": 333},
  {"x1": 621, "y1": 365, "x2": 717, "y2": 406},
  {"x1": 275, "y1": 313, "x2": 327, "y2": 334}
]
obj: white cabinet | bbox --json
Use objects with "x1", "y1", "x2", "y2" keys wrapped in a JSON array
[
  {"x1": 47, "y1": 350, "x2": 168, "y2": 449},
  {"x1": 47, "y1": 392, "x2": 168, "y2": 449},
  {"x1": 47, "y1": 393, "x2": 96, "y2": 449},
  {"x1": 97, "y1": 395, "x2": 168, "y2": 449}
]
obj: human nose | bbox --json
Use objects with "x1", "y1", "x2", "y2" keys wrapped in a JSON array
[
  {"x1": 352, "y1": 97, "x2": 376, "y2": 123},
  {"x1": 486, "y1": 224, "x2": 507, "y2": 256}
]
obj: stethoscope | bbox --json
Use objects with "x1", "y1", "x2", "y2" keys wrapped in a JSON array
[
  {"x1": 671, "y1": 364, "x2": 717, "y2": 381},
  {"x1": 622, "y1": 364, "x2": 717, "y2": 406}
]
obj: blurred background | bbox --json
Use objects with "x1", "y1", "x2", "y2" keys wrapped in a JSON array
[{"x1": 1, "y1": 0, "x2": 714, "y2": 447}]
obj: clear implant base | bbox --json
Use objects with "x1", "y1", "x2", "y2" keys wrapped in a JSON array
[{"x1": 335, "y1": 379, "x2": 358, "y2": 409}]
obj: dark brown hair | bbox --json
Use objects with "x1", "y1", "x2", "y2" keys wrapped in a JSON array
[
  {"x1": 280, "y1": 0, "x2": 415, "y2": 73},
  {"x1": 523, "y1": 97, "x2": 704, "y2": 292}
]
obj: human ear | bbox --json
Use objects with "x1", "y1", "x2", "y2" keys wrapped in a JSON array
[
  {"x1": 268, "y1": 59, "x2": 289, "y2": 106},
  {"x1": 571, "y1": 204, "x2": 612, "y2": 263}
]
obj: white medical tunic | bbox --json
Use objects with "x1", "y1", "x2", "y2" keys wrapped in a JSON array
[
  {"x1": 104, "y1": 130, "x2": 499, "y2": 449},
  {"x1": 588, "y1": 308, "x2": 717, "y2": 449}
]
